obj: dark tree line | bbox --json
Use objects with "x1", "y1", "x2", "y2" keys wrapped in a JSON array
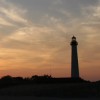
[
  {"x1": 0, "y1": 75, "x2": 52, "y2": 88},
  {"x1": 0, "y1": 75, "x2": 92, "y2": 88}
]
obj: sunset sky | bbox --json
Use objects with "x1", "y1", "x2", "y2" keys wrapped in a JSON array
[{"x1": 0, "y1": 0, "x2": 100, "y2": 81}]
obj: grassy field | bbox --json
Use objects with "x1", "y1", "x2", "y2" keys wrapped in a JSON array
[
  {"x1": 0, "y1": 96, "x2": 100, "y2": 100},
  {"x1": 0, "y1": 83, "x2": 100, "y2": 98}
]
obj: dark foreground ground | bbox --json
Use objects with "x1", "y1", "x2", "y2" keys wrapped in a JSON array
[
  {"x1": 0, "y1": 82, "x2": 100, "y2": 100},
  {"x1": 0, "y1": 96, "x2": 100, "y2": 100}
]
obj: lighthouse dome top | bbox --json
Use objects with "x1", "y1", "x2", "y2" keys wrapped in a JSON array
[
  {"x1": 72, "y1": 36, "x2": 76, "y2": 40},
  {"x1": 71, "y1": 36, "x2": 78, "y2": 45}
]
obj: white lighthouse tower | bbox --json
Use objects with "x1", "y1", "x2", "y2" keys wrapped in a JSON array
[{"x1": 70, "y1": 36, "x2": 79, "y2": 78}]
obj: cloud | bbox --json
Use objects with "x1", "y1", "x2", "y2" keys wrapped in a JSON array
[
  {"x1": 0, "y1": 7, "x2": 27, "y2": 24},
  {"x1": 0, "y1": 0, "x2": 28, "y2": 28},
  {"x1": 82, "y1": 1, "x2": 100, "y2": 24},
  {"x1": 52, "y1": 0, "x2": 62, "y2": 5},
  {"x1": 0, "y1": 17, "x2": 14, "y2": 26},
  {"x1": 0, "y1": 21, "x2": 68, "y2": 74}
]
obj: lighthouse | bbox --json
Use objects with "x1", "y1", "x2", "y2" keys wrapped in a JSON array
[{"x1": 70, "y1": 36, "x2": 79, "y2": 78}]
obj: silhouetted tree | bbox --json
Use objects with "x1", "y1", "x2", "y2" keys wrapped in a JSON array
[
  {"x1": 1, "y1": 75, "x2": 13, "y2": 81},
  {"x1": 13, "y1": 77, "x2": 23, "y2": 81},
  {"x1": 31, "y1": 75, "x2": 38, "y2": 80}
]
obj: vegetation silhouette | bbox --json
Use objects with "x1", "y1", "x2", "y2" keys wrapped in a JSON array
[
  {"x1": 0, "y1": 75, "x2": 100, "y2": 98},
  {"x1": 0, "y1": 75, "x2": 88, "y2": 88}
]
